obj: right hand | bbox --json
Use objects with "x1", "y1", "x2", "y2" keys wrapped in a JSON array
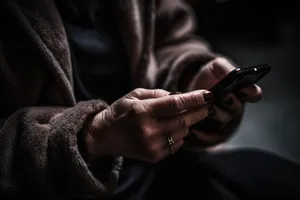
[{"x1": 84, "y1": 88, "x2": 213, "y2": 163}]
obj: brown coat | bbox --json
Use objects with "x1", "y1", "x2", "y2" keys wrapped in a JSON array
[{"x1": 0, "y1": 0, "x2": 216, "y2": 198}]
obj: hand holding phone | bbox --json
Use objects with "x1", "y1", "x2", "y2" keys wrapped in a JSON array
[{"x1": 188, "y1": 63, "x2": 271, "y2": 147}]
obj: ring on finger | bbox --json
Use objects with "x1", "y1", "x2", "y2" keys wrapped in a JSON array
[{"x1": 166, "y1": 135, "x2": 175, "y2": 154}]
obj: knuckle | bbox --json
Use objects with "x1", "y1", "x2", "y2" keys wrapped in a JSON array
[
  {"x1": 154, "y1": 89, "x2": 168, "y2": 97},
  {"x1": 211, "y1": 57, "x2": 228, "y2": 67},
  {"x1": 130, "y1": 103, "x2": 144, "y2": 116},
  {"x1": 131, "y1": 88, "x2": 146, "y2": 98},
  {"x1": 170, "y1": 96, "x2": 185, "y2": 111},
  {"x1": 190, "y1": 93, "x2": 203, "y2": 105},
  {"x1": 117, "y1": 98, "x2": 128, "y2": 107},
  {"x1": 133, "y1": 88, "x2": 146, "y2": 94},
  {"x1": 209, "y1": 57, "x2": 233, "y2": 79},
  {"x1": 141, "y1": 126, "x2": 155, "y2": 138}
]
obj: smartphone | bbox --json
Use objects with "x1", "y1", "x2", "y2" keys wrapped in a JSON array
[
  {"x1": 210, "y1": 63, "x2": 271, "y2": 100},
  {"x1": 188, "y1": 63, "x2": 271, "y2": 147}
]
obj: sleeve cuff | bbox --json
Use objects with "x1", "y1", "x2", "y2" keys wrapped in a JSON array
[{"x1": 48, "y1": 100, "x2": 123, "y2": 198}]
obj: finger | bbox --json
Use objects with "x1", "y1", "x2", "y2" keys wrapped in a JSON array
[
  {"x1": 188, "y1": 57, "x2": 237, "y2": 90},
  {"x1": 127, "y1": 88, "x2": 170, "y2": 100},
  {"x1": 221, "y1": 93, "x2": 244, "y2": 116},
  {"x1": 189, "y1": 111, "x2": 242, "y2": 147},
  {"x1": 236, "y1": 84, "x2": 262, "y2": 102},
  {"x1": 169, "y1": 129, "x2": 189, "y2": 142},
  {"x1": 160, "y1": 104, "x2": 210, "y2": 132},
  {"x1": 147, "y1": 129, "x2": 187, "y2": 151},
  {"x1": 145, "y1": 139, "x2": 184, "y2": 163},
  {"x1": 163, "y1": 139, "x2": 184, "y2": 156},
  {"x1": 158, "y1": 118, "x2": 189, "y2": 137},
  {"x1": 191, "y1": 129, "x2": 223, "y2": 143},
  {"x1": 209, "y1": 57, "x2": 236, "y2": 81},
  {"x1": 155, "y1": 139, "x2": 184, "y2": 161},
  {"x1": 209, "y1": 105, "x2": 232, "y2": 125},
  {"x1": 147, "y1": 90, "x2": 214, "y2": 117},
  {"x1": 188, "y1": 129, "x2": 228, "y2": 147}
]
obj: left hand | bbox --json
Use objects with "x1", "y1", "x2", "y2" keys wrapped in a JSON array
[{"x1": 185, "y1": 57, "x2": 262, "y2": 148}]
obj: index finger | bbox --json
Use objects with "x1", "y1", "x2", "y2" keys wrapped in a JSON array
[{"x1": 145, "y1": 90, "x2": 214, "y2": 118}]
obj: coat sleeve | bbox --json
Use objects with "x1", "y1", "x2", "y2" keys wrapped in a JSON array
[
  {"x1": 154, "y1": 0, "x2": 217, "y2": 92},
  {"x1": 0, "y1": 100, "x2": 122, "y2": 199}
]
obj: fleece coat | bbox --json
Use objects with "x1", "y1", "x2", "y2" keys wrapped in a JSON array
[{"x1": 0, "y1": 0, "x2": 216, "y2": 198}]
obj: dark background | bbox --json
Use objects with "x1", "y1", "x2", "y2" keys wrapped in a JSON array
[{"x1": 188, "y1": 0, "x2": 300, "y2": 161}]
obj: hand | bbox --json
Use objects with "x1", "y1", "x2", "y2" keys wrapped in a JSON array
[
  {"x1": 186, "y1": 57, "x2": 262, "y2": 147},
  {"x1": 84, "y1": 88, "x2": 213, "y2": 163}
]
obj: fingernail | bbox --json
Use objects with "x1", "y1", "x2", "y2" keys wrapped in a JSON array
[
  {"x1": 203, "y1": 92, "x2": 214, "y2": 103},
  {"x1": 169, "y1": 92, "x2": 182, "y2": 95},
  {"x1": 224, "y1": 97, "x2": 234, "y2": 106},
  {"x1": 208, "y1": 105, "x2": 216, "y2": 116}
]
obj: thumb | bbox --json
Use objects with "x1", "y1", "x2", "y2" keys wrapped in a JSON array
[{"x1": 189, "y1": 57, "x2": 236, "y2": 90}]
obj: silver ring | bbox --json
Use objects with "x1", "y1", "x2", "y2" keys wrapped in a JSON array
[
  {"x1": 166, "y1": 135, "x2": 175, "y2": 154},
  {"x1": 167, "y1": 135, "x2": 175, "y2": 146}
]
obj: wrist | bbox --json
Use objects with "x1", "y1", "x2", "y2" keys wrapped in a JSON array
[
  {"x1": 81, "y1": 112, "x2": 110, "y2": 161},
  {"x1": 82, "y1": 110, "x2": 115, "y2": 159},
  {"x1": 78, "y1": 114, "x2": 98, "y2": 161}
]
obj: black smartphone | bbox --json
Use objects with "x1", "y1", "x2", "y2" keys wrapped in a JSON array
[
  {"x1": 210, "y1": 63, "x2": 271, "y2": 100},
  {"x1": 187, "y1": 64, "x2": 271, "y2": 147}
]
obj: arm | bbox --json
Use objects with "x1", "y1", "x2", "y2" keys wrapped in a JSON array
[
  {"x1": 154, "y1": 0, "x2": 217, "y2": 92},
  {"x1": 0, "y1": 100, "x2": 121, "y2": 199}
]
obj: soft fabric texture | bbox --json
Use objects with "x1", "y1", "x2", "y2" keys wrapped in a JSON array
[
  {"x1": 0, "y1": 0, "x2": 216, "y2": 198},
  {"x1": 57, "y1": 0, "x2": 132, "y2": 103}
]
